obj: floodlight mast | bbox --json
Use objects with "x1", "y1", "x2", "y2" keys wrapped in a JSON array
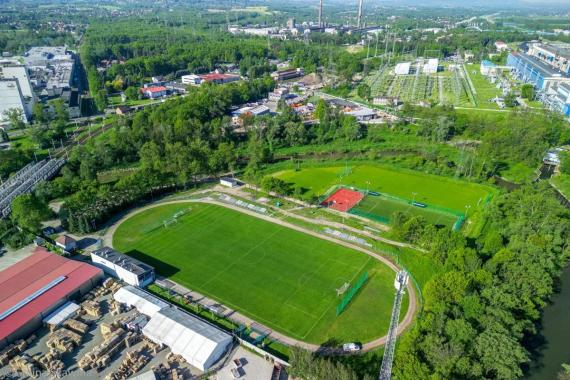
[{"x1": 357, "y1": 0, "x2": 363, "y2": 28}]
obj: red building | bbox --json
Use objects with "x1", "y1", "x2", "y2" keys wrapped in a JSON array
[
  {"x1": 0, "y1": 247, "x2": 103, "y2": 347},
  {"x1": 199, "y1": 73, "x2": 240, "y2": 84},
  {"x1": 140, "y1": 86, "x2": 168, "y2": 99}
]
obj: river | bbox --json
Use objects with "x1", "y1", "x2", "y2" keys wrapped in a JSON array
[{"x1": 524, "y1": 265, "x2": 570, "y2": 379}]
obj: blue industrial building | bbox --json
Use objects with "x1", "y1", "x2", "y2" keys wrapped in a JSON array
[{"x1": 507, "y1": 51, "x2": 570, "y2": 115}]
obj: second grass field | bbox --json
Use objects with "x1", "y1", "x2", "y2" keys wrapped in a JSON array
[
  {"x1": 273, "y1": 164, "x2": 495, "y2": 212},
  {"x1": 113, "y1": 202, "x2": 405, "y2": 344}
]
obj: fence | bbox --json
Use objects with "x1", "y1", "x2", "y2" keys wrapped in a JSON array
[{"x1": 336, "y1": 272, "x2": 369, "y2": 316}]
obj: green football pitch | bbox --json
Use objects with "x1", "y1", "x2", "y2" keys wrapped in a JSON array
[
  {"x1": 351, "y1": 195, "x2": 459, "y2": 227},
  {"x1": 113, "y1": 202, "x2": 406, "y2": 344},
  {"x1": 274, "y1": 164, "x2": 495, "y2": 212}
]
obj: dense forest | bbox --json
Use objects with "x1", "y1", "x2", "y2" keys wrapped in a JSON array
[{"x1": 392, "y1": 183, "x2": 569, "y2": 380}]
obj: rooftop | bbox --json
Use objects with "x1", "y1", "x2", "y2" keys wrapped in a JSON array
[
  {"x1": 55, "y1": 234, "x2": 76, "y2": 246},
  {"x1": 536, "y1": 43, "x2": 570, "y2": 59},
  {"x1": 92, "y1": 247, "x2": 154, "y2": 276},
  {"x1": 0, "y1": 247, "x2": 102, "y2": 342},
  {"x1": 199, "y1": 73, "x2": 239, "y2": 81},
  {"x1": 0, "y1": 79, "x2": 26, "y2": 124},
  {"x1": 142, "y1": 86, "x2": 167, "y2": 93},
  {"x1": 511, "y1": 52, "x2": 570, "y2": 79},
  {"x1": 150, "y1": 306, "x2": 231, "y2": 344}
]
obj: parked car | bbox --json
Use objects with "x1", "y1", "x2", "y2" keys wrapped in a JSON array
[{"x1": 342, "y1": 342, "x2": 362, "y2": 352}]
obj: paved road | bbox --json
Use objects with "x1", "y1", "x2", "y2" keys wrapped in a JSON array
[{"x1": 101, "y1": 197, "x2": 418, "y2": 353}]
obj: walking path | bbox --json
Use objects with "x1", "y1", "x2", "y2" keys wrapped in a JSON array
[
  {"x1": 102, "y1": 197, "x2": 418, "y2": 353},
  {"x1": 219, "y1": 186, "x2": 421, "y2": 251}
]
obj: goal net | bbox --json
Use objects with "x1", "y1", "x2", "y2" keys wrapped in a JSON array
[{"x1": 336, "y1": 282, "x2": 350, "y2": 297}]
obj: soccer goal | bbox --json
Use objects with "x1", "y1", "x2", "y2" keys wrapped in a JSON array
[
  {"x1": 336, "y1": 282, "x2": 350, "y2": 297},
  {"x1": 163, "y1": 207, "x2": 192, "y2": 228}
]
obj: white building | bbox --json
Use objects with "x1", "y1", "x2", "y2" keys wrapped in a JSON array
[
  {"x1": 395, "y1": 62, "x2": 411, "y2": 75},
  {"x1": 181, "y1": 74, "x2": 203, "y2": 86},
  {"x1": 423, "y1": 58, "x2": 439, "y2": 74},
  {"x1": 495, "y1": 41, "x2": 509, "y2": 52},
  {"x1": 0, "y1": 65, "x2": 35, "y2": 118},
  {"x1": 142, "y1": 307, "x2": 233, "y2": 371},
  {"x1": 113, "y1": 285, "x2": 169, "y2": 318},
  {"x1": 91, "y1": 247, "x2": 155, "y2": 287},
  {"x1": 0, "y1": 79, "x2": 28, "y2": 126},
  {"x1": 220, "y1": 177, "x2": 241, "y2": 188},
  {"x1": 55, "y1": 234, "x2": 77, "y2": 252}
]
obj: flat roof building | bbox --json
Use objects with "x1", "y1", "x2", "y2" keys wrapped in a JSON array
[
  {"x1": 271, "y1": 68, "x2": 304, "y2": 81},
  {"x1": 91, "y1": 247, "x2": 155, "y2": 287},
  {"x1": 507, "y1": 52, "x2": 570, "y2": 91},
  {"x1": 0, "y1": 79, "x2": 28, "y2": 126},
  {"x1": 0, "y1": 247, "x2": 103, "y2": 347}
]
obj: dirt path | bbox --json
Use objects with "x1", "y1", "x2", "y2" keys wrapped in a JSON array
[{"x1": 103, "y1": 198, "x2": 418, "y2": 353}]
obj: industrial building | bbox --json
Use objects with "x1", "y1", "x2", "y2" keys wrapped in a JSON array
[
  {"x1": 91, "y1": 247, "x2": 155, "y2": 287},
  {"x1": 24, "y1": 46, "x2": 75, "y2": 90},
  {"x1": 548, "y1": 82, "x2": 570, "y2": 116},
  {"x1": 0, "y1": 79, "x2": 29, "y2": 126},
  {"x1": 0, "y1": 247, "x2": 103, "y2": 348},
  {"x1": 143, "y1": 307, "x2": 233, "y2": 372},
  {"x1": 508, "y1": 48, "x2": 570, "y2": 115},
  {"x1": 507, "y1": 52, "x2": 570, "y2": 91},
  {"x1": 271, "y1": 68, "x2": 304, "y2": 81},
  {"x1": 527, "y1": 42, "x2": 570, "y2": 74},
  {"x1": 0, "y1": 65, "x2": 36, "y2": 122}
]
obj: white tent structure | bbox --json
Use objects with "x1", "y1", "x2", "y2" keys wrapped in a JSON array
[
  {"x1": 142, "y1": 307, "x2": 233, "y2": 371},
  {"x1": 113, "y1": 285, "x2": 169, "y2": 317}
]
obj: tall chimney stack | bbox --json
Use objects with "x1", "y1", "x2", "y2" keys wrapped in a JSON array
[
  {"x1": 318, "y1": 0, "x2": 323, "y2": 28},
  {"x1": 357, "y1": 0, "x2": 363, "y2": 28}
]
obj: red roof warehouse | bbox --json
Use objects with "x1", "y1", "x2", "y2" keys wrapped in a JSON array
[{"x1": 0, "y1": 247, "x2": 103, "y2": 347}]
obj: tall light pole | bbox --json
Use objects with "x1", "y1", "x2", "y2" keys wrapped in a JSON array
[
  {"x1": 357, "y1": 0, "x2": 363, "y2": 28},
  {"x1": 318, "y1": 0, "x2": 323, "y2": 28}
]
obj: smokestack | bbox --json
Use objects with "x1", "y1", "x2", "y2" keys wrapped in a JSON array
[
  {"x1": 319, "y1": 0, "x2": 323, "y2": 28},
  {"x1": 357, "y1": 0, "x2": 363, "y2": 28}
]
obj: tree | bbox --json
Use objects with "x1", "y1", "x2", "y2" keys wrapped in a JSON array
[
  {"x1": 3, "y1": 108, "x2": 25, "y2": 129},
  {"x1": 261, "y1": 176, "x2": 292, "y2": 195},
  {"x1": 52, "y1": 98, "x2": 69, "y2": 123},
  {"x1": 559, "y1": 151, "x2": 570, "y2": 175},
  {"x1": 504, "y1": 93, "x2": 517, "y2": 108},
  {"x1": 11, "y1": 194, "x2": 53, "y2": 232},
  {"x1": 32, "y1": 102, "x2": 46, "y2": 124},
  {"x1": 558, "y1": 364, "x2": 570, "y2": 380},
  {"x1": 0, "y1": 128, "x2": 8, "y2": 143},
  {"x1": 357, "y1": 83, "x2": 371, "y2": 100},
  {"x1": 341, "y1": 116, "x2": 361, "y2": 141},
  {"x1": 124, "y1": 86, "x2": 139, "y2": 101},
  {"x1": 521, "y1": 84, "x2": 535, "y2": 100}
]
